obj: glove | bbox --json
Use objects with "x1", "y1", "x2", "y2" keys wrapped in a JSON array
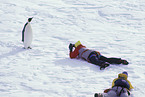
[
  {"x1": 69, "y1": 43, "x2": 74, "y2": 52},
  {"x1": 104, "y1": 89, "x2": 111, "y2": 93}
]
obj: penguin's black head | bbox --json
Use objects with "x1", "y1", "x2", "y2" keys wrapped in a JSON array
[{"x1": 28, "y1": 17, "x2": 33, "y2": 22}]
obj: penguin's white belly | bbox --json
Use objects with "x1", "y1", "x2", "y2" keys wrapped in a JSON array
[{"x1": 24, "y1": 23, "x2": 33, "y2": 49}]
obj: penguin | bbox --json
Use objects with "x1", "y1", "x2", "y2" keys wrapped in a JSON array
[{"x1": 22, "y1": 17, "x2": 33, "y2": 49}]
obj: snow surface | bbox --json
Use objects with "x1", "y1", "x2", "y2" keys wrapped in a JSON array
[{"x1": 0, "y1": 0, "x2": 145, "y2": 97}]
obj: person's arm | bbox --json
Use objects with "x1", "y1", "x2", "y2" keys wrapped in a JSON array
[
  {"x1": 127, "y1": 80, "x2": 134, "y2": 90},
  {"x1": 69, "y1": 44, "x2": 86, "y2": 58},
  {"x1": 69, "y1": 50, "x2": 79, "y2": 58},
  {"x1": 112, "y1": 78, "x2": 118, "y2": 88}
]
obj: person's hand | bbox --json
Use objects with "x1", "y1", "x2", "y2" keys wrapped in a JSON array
[{"x1": 69, "y1": 43, "x2": 74, "y2": 52}]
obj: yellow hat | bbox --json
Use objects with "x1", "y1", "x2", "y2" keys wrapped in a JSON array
[{"x1": 75, "y1": 41, "x2": 81, "y2": 47}]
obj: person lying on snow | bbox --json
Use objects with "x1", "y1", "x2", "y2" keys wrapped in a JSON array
[
  {"x1": 94, "y1": 71, "x2": 134, "y2": 97},
  {"x1": 69, "y1": 41, "x2": 129, "y2": 70}
]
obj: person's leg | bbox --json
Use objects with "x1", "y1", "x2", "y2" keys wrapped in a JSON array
[
  {"x1": 103, "y1": 90, "x2": 117, "y2": 97},
  {"x1": 119, "y1": 88, "x2": 129, "y2": 97},
  {"x1": 94, "y1": 91, "x2": 117, "y2": 97},
  {"x1": 100, "y1": 56, "x2": 128, "y2": 65},
  {"x1": 89, "y1": 56, "x2": 110, "y2": 69},
  {"x1": 89, "y1": 56, "x2": 105, "y2": 66},
  {"x1": 120, "y1": 93, "x2": 128, "y2": 97}
]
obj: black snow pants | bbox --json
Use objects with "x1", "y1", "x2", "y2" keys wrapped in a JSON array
[{"x1": 88, "y1": 52, "x2": 122, "y2": 66}]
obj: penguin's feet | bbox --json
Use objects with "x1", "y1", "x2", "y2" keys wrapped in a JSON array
[
  {"x1": 28, "y1": 47, "x2": 32, "y2": 49},
  {"x1": 23, "y1": 47, "x2": 32, "y2": 49}
]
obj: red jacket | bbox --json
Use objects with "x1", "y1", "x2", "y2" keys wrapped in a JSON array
[{"x1": 69, "y1": 44, "x2": 86, "y2": 58}]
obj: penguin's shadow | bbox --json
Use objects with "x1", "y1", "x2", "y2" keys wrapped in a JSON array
[{"x1": 0, "y1": 44, "x2": 26, "y2": 59}]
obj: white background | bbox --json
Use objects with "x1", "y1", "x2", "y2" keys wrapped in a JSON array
[{"x1": 0, "y1": 0, "x2": 145, "y2": 97}]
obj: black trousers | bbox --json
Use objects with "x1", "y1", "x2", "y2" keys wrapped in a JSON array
[
  {"x1": 89, "y1": 52, "x2": 122, "y2": 66},
  {"x1": 89, "y1": 56, "x2": 104, "y2": 66},
  {"x1": 100, "y1": 56, "x2": 122, "y2": 64}
]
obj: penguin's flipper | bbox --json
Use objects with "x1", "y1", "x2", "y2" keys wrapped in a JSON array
[
  {"x1": 22, "y1": 22, "x2": 28, "y2": 42},
  {"x1": 22, "y1": 29, "x2": 24, "y2": 42}
]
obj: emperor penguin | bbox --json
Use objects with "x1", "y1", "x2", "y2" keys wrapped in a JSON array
[{"x1": 22, "y1": 17, "x2": 33, "y2": 49}]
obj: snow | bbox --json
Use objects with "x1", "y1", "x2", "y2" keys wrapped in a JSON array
[{"x1": 0, "y1": 0, "x2": 145, "y2": 97}]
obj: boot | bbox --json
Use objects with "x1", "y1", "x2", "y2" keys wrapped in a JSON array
[
  {"x1": 100, "y1": 62, "x2": 110, "y2": 70},
  {"x1": 94, "y1": 93, "x2": 103, "y2": 97},
  {"x1": 121, "y1": 60, "x2": 129, "y2": 65}
]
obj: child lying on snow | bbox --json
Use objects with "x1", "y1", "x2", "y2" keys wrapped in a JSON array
[
  {"x1": 69, "y1": 41, "x2": 129, "y2": 70},
  {"x1": 94, "y1": 71, "x2": 134, "y2": 97}
]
